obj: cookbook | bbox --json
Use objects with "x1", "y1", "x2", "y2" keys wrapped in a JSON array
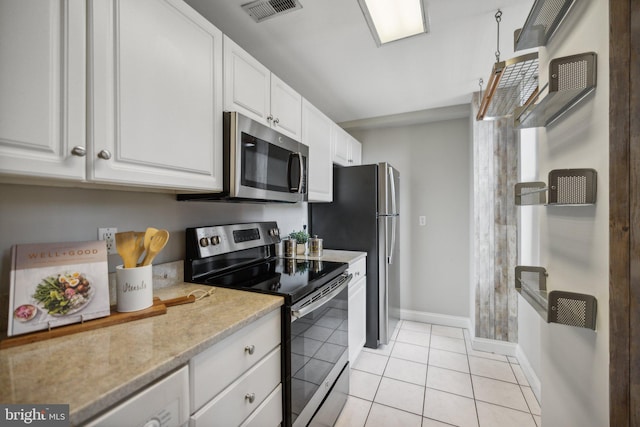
[{"x1": 7, "y1": 240, "x2": 110, "y2": 337}]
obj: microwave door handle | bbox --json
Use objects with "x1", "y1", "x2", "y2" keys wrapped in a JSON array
[{"x1": 288, "y1": 152, "x2": 303, "y2": 193}]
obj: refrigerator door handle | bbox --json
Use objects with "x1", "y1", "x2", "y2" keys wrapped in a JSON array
[
  {"x1": 388, "y1": 215, "x2": 397, "y2": 264},
  {"x1": 388, "y1": 166, "x2": 397, "y2": 215}
]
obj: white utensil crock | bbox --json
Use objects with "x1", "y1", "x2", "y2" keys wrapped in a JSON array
[{"x1": 116, "y1": 264, "x2": 153, "y2": 312}]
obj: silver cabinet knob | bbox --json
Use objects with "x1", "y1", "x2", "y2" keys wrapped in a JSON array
[
  {"x1": 267, "y1": 115, "x2": 273, "y2": 122},
  {"x1": 273, "y1": 117, "x2": 280, "y2": 125},
  {"x1": 245, "y1": 393, "x2": 255, "y2": 404},
  {"x1": 244, "y1": 344, "x2": 255, "y2": 355},
  {"x1": 71, "y1": 146, "x2": 86, "y2": 157},
  {"x1": 97, "y1": 149, "x2": 112, "y2": 160}
]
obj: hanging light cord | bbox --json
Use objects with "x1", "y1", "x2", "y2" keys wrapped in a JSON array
[{"x1": 495, "y1": 10, "x2": 502, "y2": 63}]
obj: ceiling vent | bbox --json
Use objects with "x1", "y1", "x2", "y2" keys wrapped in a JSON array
[{"x1": 242, "y1": 0, "x2": 302, "y2": 23}]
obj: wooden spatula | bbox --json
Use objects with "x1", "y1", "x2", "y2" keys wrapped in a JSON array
[
  {"x1": 140, "y1": 229, "x2": 169, "y2": 266},
  {"x1": 143, "y1": 227, "x2": 158, "y2": 252}
]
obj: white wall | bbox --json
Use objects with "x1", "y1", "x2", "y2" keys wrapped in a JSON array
[
  {"x1": 0, "y1": 183, "x2": 307, "y2": 295},
  {"x1": 518, "y1": 0, "x2": 610, "y2": 425},
  {"x1": 351, "y1": 117, "x2": 471, "y2": 318}
]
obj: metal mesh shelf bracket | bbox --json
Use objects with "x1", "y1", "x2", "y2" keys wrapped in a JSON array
[
  {"x1": 548, "y1": 168, "x2": 597, "y2": 205},
  {"x1": 515, "y1": 266, "x2": 548, "y2": 319},
  {"x1": 549, "y1": 290, "x2": 597, "y2": 330},
  {"x1": 515, "y1": 182, "x2": 547, "y2": 205}
]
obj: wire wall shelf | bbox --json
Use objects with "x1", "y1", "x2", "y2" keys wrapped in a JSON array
[
  {"x1": 515, "y1": 266, "x2": 597, "y2": 330},
  {"x1": 515, "y1": 52, "x2": 597, "y2": 128},
  {"x1": 514, "y1": 0, "x2": 577, "y2": 51}
]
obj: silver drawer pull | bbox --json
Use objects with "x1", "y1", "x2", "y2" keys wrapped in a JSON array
[
  {"x1": 245, "y1": 393, "x2": 256, "y2": 403},
  {"x1": 244, "y1": 345, "x2": 255, "y2": 355}
]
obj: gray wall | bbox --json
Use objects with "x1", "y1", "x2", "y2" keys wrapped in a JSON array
[
  {"x1": 351, "y1": 117, "x2": 471, "y2": 317},
  {"x1": 0, "y1": 183, "x2": 307, "y2": 295}
]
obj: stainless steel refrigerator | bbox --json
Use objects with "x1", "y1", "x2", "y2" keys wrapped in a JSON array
[{"x1": 310, "y1": 162, "x2": 400, "y2": 348}]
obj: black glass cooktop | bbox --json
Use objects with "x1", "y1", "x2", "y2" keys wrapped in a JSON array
[{"x1": 202, "y1": 257, "x2": 347, "y2": 303}]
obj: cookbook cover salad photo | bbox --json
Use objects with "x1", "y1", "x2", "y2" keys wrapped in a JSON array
[{"x1": 7, "y1": 240, "x2": 110, "y2": 336}]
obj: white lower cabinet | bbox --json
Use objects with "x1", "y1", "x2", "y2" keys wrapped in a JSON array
[
  {"x1": 348, "y1": 257, "x2": 367, "y2": 363},
  {"x1": 189, "y1": 309, "x2": 282, "y2": 426},
  {"x1": 85, "y1": 366, "x2": 190, "y2": 427}
]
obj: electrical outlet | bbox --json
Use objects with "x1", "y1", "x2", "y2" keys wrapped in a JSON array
[{"x1": 98, "y1": 227, "x2": 118, "y2": 255}]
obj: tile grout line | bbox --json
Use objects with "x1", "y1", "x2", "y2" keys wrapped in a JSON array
[
  {"x1": 464, "y1": 329, "x2": 482, "y2": 427},
  {"x1": 422, "y1": 323, "x2": 432, "y2": 419},
  {"x1": 508, "y1": 360, "x2": 540, "y2": 423},
  {"x1": 363, "y1": 322, "x2": 399, "y2": 426}
]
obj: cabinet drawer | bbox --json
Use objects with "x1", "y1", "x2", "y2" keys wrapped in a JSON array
[
  {"x1": 240, "y1": 383, "x2": 283, "y2": 427},
  {"x1": 190, "y1": 347, "x2": 282, "y2": 427},
  {"x1": 86, "y1": 366, "x2": 189, "y2": 427},
  {"x1": 348, "y1": 257, "x2": 366, "y2": 282},
  {"x1": 190, "y1": 309, "x2": 281, "y2": 412}
]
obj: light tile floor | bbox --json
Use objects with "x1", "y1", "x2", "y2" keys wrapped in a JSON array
[{"x1": 336, "y1": 320, "x2": 541, "y2": 427}]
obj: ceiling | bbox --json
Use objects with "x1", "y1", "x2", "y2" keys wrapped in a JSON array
[{"x1": 184, "y1": 0, "x2": 534, "y2": 128}]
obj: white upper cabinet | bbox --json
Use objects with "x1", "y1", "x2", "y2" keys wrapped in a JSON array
[
  {"x1": 89, "y1": 0, "x2": 223, "y2": 191},
  {"x1": 302, "y1": 99, "x2": 333, "y2": 202},
  {"x1": 223, "y1": 36, "x2": 302, "y2": 141},
  {"x1": 333, "y1": 125, "x2": 362, "y2": 166},
  {"x1": 0, "y1": 0, "x2": 86, "y2": 180}
]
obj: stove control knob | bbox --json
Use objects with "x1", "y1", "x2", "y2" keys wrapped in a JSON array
[
  {"x1": 199, "y1": 237, "x2": 209, "y2": 247},
  {"x1": 211, "y1": 235, "x2": 221, "y2": 245}
]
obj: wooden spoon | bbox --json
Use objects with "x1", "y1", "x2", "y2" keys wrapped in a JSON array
[
  {"x1": 140, "y1": 229, "x2": 169, "y2": 266},
  {"x1": 115, "y1": 231, "x2": 138, "y2": 268}
]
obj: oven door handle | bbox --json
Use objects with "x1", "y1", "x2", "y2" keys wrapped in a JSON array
[{"x1": 291, "y1": 273, "x2": 352, "y2": 321}]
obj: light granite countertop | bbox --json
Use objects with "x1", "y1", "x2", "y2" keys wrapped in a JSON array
[
  {"x1": 0, "y1": 283, "x2": 283, "y2": 426},
  {"x1": 292, "y1": 249, "x2": 366, "y2": 264}
]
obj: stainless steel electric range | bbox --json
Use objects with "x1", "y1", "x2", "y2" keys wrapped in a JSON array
[{"x1": 185, "y1": 221, "x2": 352, "y2": 427}]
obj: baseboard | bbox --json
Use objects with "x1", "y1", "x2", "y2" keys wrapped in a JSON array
[
  {"x1": 516, "y1": 345, "x2": 541, "y2": 402},
  {"x1": 400, "y1": 308, "x2": 471, "y2": 329},
  {"x1": 469, "y1": 335, "x2": 518, "y2": 356},
  {"x1": 400, "y1": 308, "x2": 541, "y2": 401}
]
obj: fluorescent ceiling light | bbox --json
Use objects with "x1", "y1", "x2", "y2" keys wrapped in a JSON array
[{"x1": 358, "y1": 0, "x2": 429, "y2": 46}]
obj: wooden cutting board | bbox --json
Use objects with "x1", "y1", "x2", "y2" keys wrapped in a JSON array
[{"x1": 0, "y1": 295, "x2": 195, "y2": 350}]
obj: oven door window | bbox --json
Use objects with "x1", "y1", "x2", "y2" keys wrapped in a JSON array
[
  {"x1": 241, "y1": 132, "x2": 300, "y2": 193},
  {"x1": 290, "y1": 285, "x2": 348, "y2": 424}
]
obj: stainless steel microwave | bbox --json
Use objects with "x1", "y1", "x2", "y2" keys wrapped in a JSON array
[{"x1": 178, "y1": 111, "x2": 308, "y2": 203}]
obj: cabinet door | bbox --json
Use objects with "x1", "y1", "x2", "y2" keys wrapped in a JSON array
[
  {"x1": 302, "y1": 99, "x2": 333, "y2": 202},
  {"x1": 348, "y1": 274, "x2": 367, "y2": 363},
  {"x1": 223, "y1": 35, "x2": 271, "y2": 125},
  {"x1": 0, "y1": 0, "x2": 86, "y2": 180},
  {"x1": 89, "y1": 0, "x2": 223, "y2": 191},
  {"x1": 350, "y1": 137, "x2": 362, "y2": 166},
  {"x1": 332, "y1": 125, "x2": 351, "y2": 166},
  {"x1": 270, "y1": 74, "x2": 302, "y2": 141}
]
